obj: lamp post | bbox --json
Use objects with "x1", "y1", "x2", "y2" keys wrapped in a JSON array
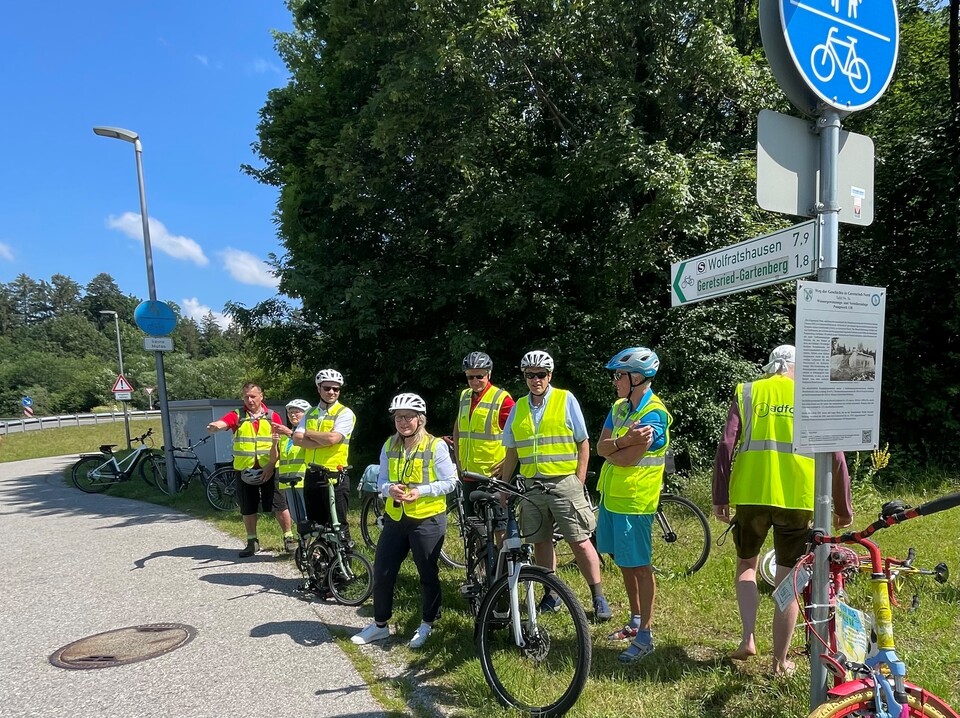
[
  {"x1": 93, "y1": 125, "x2": 177, "y2": 495},
  {"x1": 99, "y1": 310, "x2": 131, "y2": 449}
]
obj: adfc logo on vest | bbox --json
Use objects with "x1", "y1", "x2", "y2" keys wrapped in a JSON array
[{"x1": 754, "y1": 402, "x2": 794, "y2": 418}]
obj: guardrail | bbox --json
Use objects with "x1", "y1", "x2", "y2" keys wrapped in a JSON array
[{"x1": 0, "y1": 410, "x2": 162, "y2": 435}]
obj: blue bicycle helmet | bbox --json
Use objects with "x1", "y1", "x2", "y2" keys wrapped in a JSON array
[{"x1": 605, "y1": 347, "x2": 660, "y2": 378}]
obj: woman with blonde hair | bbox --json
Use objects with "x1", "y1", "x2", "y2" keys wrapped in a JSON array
[{"x1": 351, "y1": 393, "x2": 458, "y2": 649}]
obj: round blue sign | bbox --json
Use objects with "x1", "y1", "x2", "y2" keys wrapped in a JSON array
[
  {"x1": 134, "y1": 300, "x2": 178, "y2": 337},
  {"x1": 780, "y1": 0, "x2": 898, "y2": 112},
  {"x1": 21, "y1": 396, "x2": 33, "y2": 408}
]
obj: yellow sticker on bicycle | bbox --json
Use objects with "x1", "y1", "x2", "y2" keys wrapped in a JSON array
[{"x1": 835, "y1": 600, "x2": 869, "y2": 664}]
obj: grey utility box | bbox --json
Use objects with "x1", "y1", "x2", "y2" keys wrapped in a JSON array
[{"x1": 169, "y1": 400, "x2": 243, "y2": 471}]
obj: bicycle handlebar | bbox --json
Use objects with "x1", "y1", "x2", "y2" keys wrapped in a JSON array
[
  {"x1": 817, "y1": 489, "x2": 960, "y2": 547},
  {"x1": 460, "y1": 471, "x2": 552, "y2": 499},
  {"x1": 132, "y1": 428, "x2": 154, "y2": 445}
]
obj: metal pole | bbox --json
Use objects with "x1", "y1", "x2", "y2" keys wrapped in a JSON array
[
  {"x1": 133, "y1": 143, "x2": 178, "y2": 495},
  {"x1": 111, "y1": 312, "x2": 132, "y2": 449},
  {"x1": 809, "y1": 107, "x2": 841, "y2": 710}
]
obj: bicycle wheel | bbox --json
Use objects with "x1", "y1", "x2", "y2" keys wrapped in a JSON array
[
  {"x1": 327, "y1": 551, "x2": 373, "y2": 606},
  {"x1": 152, "y1": 457, "x2": 186, "y2": 495},
  {"x1": 809, "y1": 687, "x2": 949, "y2": 718},
  {"x1": 475, "y1": 566, "x2": 592, "y2": 717},
  {"x1": 137, "y1": 452, "x2": 160, "y2": 487},
  {"x1": 72, "y1": 456, "x2": 113, "y2": 493},
  {"x1": 651, "y1": 494, "x2": 711, "y2": 577},
  {"x1": 206, "y1": 468, "x2": 238, "y2": 511},
  {"x1": 359, "y1": 494, "x2": 385, "y2": 550},
  {"x1": 440, "y1": 501, "x2": 467, "y2": 570}
]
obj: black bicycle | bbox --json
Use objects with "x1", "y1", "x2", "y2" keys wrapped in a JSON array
[
  {"x1": 290, "y1": 464, "x2": 373, "y2": 606},
  {"x1": 459, "y1": 471, "x2": 592, "y2": 718},
  {"x1": 154, "y1": 435, "x2": 232, "y2": 496}
]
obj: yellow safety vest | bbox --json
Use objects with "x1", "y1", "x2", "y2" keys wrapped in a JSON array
[
  {"x1": 303, "y1": 402, "x2": 352, "y2": 470},
  {"x1": 277, "y1": 438, "x2": 306, "y2": 488},
  {"x1": 729, "y1": 375, "x2": 815, "y2": 510},
  {"x1": 383, "y1": 434, "x2": 447, "y2": 520},
  {"x1": 511, "y1": 389, "x2": 578, "y2": 478},
  {"x1": 598, "y1": 394, "x2": 673, "y2": 514},
  {"x1": 457, "y1": 385, "x2": 509, "y2": 476},
  {"x1": 232, "y1": 409, "x2": 273, "y2": 470}
]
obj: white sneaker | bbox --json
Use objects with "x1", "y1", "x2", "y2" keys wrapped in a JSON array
[
  {"x1": 408, "y1": 622, "x2": 432, "y2": 649},
  {"x1": 350, "y1": 622, "x2": 390, "y2": 645}
]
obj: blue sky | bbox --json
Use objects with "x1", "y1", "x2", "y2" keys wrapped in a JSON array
[{"x1": 0, "y1": 1, "x2": 295, "y2": 328}]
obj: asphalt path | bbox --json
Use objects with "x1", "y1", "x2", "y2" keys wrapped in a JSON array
[{"x1": 0, "y1": 456, "x2": 385, "y2": 718}]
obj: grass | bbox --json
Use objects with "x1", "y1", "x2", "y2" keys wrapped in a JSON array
[
  {"x1": 7, "y1": 423, "x2": 960, "y2": 717},
  {"x1": 0, "y1": 420, "x2": 164, "y2": 463}
]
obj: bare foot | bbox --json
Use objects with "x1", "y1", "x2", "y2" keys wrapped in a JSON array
[
  {"x1": 772, "y1": 659, "x2": 796, "y2": 677},
  {"x1": 728, "y1": 643, "x2": 757, "y2": 661}
]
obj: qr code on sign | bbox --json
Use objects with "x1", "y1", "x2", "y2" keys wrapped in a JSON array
[{"x1": 862, "y1": 430, "x2": 872, "y2": 443}]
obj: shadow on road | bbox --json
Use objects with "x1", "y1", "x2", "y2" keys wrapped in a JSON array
[{"x1": 133, "y1": 543, "x2": 268, "y2": 570}]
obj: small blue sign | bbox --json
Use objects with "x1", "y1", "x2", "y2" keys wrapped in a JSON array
[
  {"x1": 21, "y1": 396, "x2": 32, "y2": 408},
  {"x1": 134, "y1": 300, "x2": 178, "y2": 337},
  {"x1": 780, "y1": 0, "x2": 898, "y2": 112}
]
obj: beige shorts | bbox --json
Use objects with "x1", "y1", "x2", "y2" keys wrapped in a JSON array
[{"x1": 519, "y1": 475, "x2": 596, "y2": 544}]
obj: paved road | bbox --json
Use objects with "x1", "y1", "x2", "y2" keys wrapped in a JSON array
[{"x1": 0, "y1": 457, "x2": 385, "y2": 718}]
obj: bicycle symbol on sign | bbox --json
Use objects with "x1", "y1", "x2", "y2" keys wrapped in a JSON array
[
  {"x1": 810, "y1": 27, "x2": 871, "y2": 94},
  {"x1": 680, "y1": 275, "x2": 694, "y2": 288}
]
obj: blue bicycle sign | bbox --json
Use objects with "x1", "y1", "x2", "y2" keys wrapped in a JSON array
[{"x1": 779, "y1": 0, "x2": 898, "y2": 112}]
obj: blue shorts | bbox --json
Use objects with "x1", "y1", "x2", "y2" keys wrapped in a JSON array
[{"x1": 595, "y1": 505, "x2": 654, "y2": 568}]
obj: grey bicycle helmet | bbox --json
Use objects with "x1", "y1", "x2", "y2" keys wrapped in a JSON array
[
  {"x1": 462, "y1": 351, "x2": 493, "y2": 371},
  {"x1": 239, "y1": 468, "x2": 267, "y2": 485}
]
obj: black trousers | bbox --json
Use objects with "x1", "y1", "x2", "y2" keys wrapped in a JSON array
[
  {"x1": 373, "y1": 511, "x2": 446, "y2": 624},
  {"x1": 303, "y1": 470, "x2": 352, "y2": 541}
]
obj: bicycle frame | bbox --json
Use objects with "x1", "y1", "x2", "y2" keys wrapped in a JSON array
[
  {"x1": 807, "y1": 491, "x2": 960, "y2": 718},
  {"x1": 89, "y1": 436, "x2": 154, "y2": 481}
]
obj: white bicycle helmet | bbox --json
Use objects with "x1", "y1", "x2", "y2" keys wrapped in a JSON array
[
  {"x1": 239, "y1": 468, "x2": 267, "y2": 485},
  {"x1": 286, "y1": 399, "x2": 312, "y2": 412},
  {"x1": 520, "y1": 350, "x2": 554, "y2": 372},
  {"x1": 389, "y1": 392, "x2": 427, "y2": 414},
  {"x1": 315, "y1": 368, "x2": 344, "y2": 386}
]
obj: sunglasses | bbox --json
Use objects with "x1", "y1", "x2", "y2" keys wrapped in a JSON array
[
  {"x1": 524, "y1": 371, "x2": 549, "y2": 380},
  {"x1": 466, "y1": 374, "x2": 487, "y2": 381},
  {"x1": 613, "y1": 371, "x2": 630, "y2": 382},
  {"x1": 319, "y1": 385, "x2": 341, "y2": 392}
]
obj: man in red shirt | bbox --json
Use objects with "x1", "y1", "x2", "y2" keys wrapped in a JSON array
[
  {"x1": 452, "y1": 352, "x2": 515, "y2": 519},
  {"x1": 207, "y1": 382, "x2": 294, "y2": 557}
]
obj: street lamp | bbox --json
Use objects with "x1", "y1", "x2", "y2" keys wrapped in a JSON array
[
  {"x1": 93, "y1": 125, "x2": 177, "y2": 495},
  {"x1": 99, "y1": 310, "x2": 131, "y2": 449}
]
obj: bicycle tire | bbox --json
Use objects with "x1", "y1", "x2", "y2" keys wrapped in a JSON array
[
  {"x1": 152, "y1": 457, "x2": 186, "y2": 495},
  {"x1": 359, "y1": 494, "x2": 385, "y2": 550},
  {"x1": 651, "y1": 494, "x2": 711, "y2": 577},
  {"x1": 440, "y1": 500, "x2": 467, "y2": 570},
  {"x1": 809, "y1": 687, "x2": 950, "y2": 718},
  {"x1": 71, "y1": 456, "x2": 113, "y2": 493},
  {"x1": 475, "y1": 566, "x2": 591, "y2": 717},
  {"x1": 137, "y1": 451, "x2": 160, "y2": 487},
  {"x1": 205, "y1": 468, "x2": 238, "y2": 511},
  {"x1": 327, "y1": 551, "x2": 373, "y2": 606}
]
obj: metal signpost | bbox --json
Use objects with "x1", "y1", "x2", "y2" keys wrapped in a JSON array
[
  {"x1": 671, "y1": 220, "x2": 818, "y2": 307},
  {"x1": 760, "y1": 0, "x2": 898, "y2": 707}
]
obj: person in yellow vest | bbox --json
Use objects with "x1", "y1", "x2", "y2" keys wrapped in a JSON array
[
  {"x1": 291, "y1": 369, "x2": 356, "y2": 541},
  {"x1": 452, "y1": 351, "x2": 515, "y2": 519},
  {"x1": 596, "y1": 347, "x2": 672, "y2": 663},
  {"x1": 351, "y1": 393, "x2": 458, "y2": 648},
  {"x1": 270, "y1": 399, "x2": 312, "y2": 526},
  {"x1": 498, "y1": 350, "x2": 613, "y2": 621},
  {"x1": 206, "y1": 382, "x2": 295, "y2": 558},
  {"x1": 712, "y1": 344, "x2": 853, "y2": 676}
]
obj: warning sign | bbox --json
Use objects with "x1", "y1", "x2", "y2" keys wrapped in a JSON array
[{"x1": 112, "y1": 374, "x2": 134, "y2": 393}]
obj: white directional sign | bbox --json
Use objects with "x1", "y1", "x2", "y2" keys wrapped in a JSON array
[
  {"x1": 671, "y1": 220, "x2": 818, "y2": 307},
  {"x1": 114, "y1": 392, "x2": 133, "y2": 401},
  {"x1": 144, "y1": 336, "x2": 174, "y2": 352}
]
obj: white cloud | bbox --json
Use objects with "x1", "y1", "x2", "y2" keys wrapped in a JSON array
[
  {"x1": 0, "y1": 241, "x2": 13, "y2": 261},
  {"x1": 194, "y1": 54, "x2": 209, "y2": 66},
  {"x1": 250, "y1": 58, "x2": 282, "y2": 75},
  {"x1": 220, "y1": 248, "x2": 279, "y2": 288},
  {"x1": 182, "y1": 297, "x2": 231, "y2": 330},
  {"x1": 107, "y1": 213, "x2": 209, "y2": 266}
]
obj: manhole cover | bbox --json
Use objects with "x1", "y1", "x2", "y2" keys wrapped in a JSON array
[{"x1": 50, "y1": 623, "x2": 197, "y2": 670}]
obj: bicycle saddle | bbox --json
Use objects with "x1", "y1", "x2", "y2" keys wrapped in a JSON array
[{"x1": 99, "y1": 444, "x2": 117, "y2": 454}]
